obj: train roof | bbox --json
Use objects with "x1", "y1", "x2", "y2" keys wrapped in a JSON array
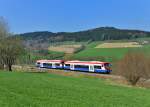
[
  {"x1": 36, "y1": 60, "x2": 64, "y2": 63},
  {"x1": 65, "y1": 60, "x2": 110, "y2": 65},
  {"x1": 36, "y1": 60, "x2": 110, "y2": 64}
]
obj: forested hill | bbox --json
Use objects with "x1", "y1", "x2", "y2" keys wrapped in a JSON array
[{"x1": 19, "y1": 27, "x2": 150, "y2": 42}]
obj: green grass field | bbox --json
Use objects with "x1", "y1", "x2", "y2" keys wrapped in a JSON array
[
  {"x1": 33, "y1": 50, "x2": 64, "y2": 59},
  {"x1": 74, "y1": 41, "x2": 150, "y2": 62},
  {"x1": 0, "y1": 71, "x2": 150, "y2": 107}
]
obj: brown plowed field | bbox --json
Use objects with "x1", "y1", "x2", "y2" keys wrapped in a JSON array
[
  {"x1": 95, "y1": 42, "x2": 142, "y2": 48},
  {"x1": 48, "y1": 45, "x2": 82, "y2": 53}
]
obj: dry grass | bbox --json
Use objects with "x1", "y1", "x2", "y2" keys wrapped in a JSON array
[
  {"x1": 48, "y1": 45, "x2": 82, "y2": 53},
  {"x1": 95, "y1": 42, "x2": 142, "y2": 48}
]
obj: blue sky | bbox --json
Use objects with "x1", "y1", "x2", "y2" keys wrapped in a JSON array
[{"x1": 0, "y1": 0, "x2": 150, "y2": 33}]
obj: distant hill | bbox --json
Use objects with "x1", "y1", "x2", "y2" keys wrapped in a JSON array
[
  {"x1": 18, "y1": 27, "x2": 150, "y2": 50},
  {"x1": 19, "y1": 27, "x2": 150, "y2": 42}
]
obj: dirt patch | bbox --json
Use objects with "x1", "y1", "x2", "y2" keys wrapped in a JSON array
[
  {"x1": 95, "y1": 42, "x2": 142, "y2": 48},
  {"x1": 48, "y1": 45, "x2": 82, "y2": 53}
]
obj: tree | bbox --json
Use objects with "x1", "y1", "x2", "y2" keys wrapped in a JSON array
[
  {"x1": 63, "y1": 53, "x2": 74, "y2": 61},
  {"x1": 0, "y1": 37, "x2": 24, "y2": 71},
  {"x1": 0, "y1": 17, "x2": 9, "y2": 69},
  {"x1": 0, "y1": 17, "x2": 24, "y2": 71},
  {"x1": 0, "y1": 17, "x2": 9, "y2": 39},
  {"x1": 116, "y1": 52, "x2": 150, "y2": 85}
]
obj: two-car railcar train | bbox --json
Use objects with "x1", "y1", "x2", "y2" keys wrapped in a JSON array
[{"x1": 36, "y1": 60, "x2": 112, "y2": 74}]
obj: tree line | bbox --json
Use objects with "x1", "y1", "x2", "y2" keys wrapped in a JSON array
[{"x1": 19, "y1": 27, "x2": 150, "y2": 43}]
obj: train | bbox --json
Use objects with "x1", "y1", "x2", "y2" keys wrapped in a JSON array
[{"x1": 36, "y1": 60, "x2": 112, "y2": 74}]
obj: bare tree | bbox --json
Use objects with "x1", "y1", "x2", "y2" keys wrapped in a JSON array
[
  {"x1": 0, "y1": 17, "x2": 9, "y2": 69},
  {"x1": 63, "y1": 53, "x2": 74, "y2": 61},
  {"x1": 0, "y1": 37, "x2": 24, "y2": 71},
  {"x1": 116, "y1": 51, "x2": 150, "y2": 85},
  {"x1": 0, "y1": 17, "x2": 9, "y2": 39},
  {"x1": 0, "y1": 17, "x2": 24, "y2": 71}
]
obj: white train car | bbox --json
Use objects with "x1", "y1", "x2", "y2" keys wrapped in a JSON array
[
  {"x1": 36, "y1": 60, "x2": 64, "y2": 69},
  {"x1": 64, "y1": 60, "x2": 112, "y2": 74},
  {"x1": 36, "y1": 60, "x2": 49, "y2": 68}
]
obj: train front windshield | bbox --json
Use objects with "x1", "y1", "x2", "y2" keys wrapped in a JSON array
[{"x1": 104, "y1": 63, "x2": 111, "y2": 70}]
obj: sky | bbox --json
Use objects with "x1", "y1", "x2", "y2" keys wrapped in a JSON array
[{"x1": 0, "y1": 0, "x2": 150, "y2": 33}]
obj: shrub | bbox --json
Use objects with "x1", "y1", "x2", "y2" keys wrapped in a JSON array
[
  {"x1": 74, "y1": 45, "x2": 85, "y2": 53},
  {"x1": 116, "y1": 52, "x2": 150, "y2": 85},
  {"x1": 63, "y1": 53, "x2": 74, "y2": 61}
]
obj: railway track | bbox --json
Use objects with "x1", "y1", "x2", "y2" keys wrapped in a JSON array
[
  {"x1": 13, "y1": 65, "x2": 150, "y2": 88},
  {"x1": 34, "y1": 67, "x2": 124, "y2": 81},
  {"x1": 13, "y1": 65, "x2": 125, "y2": 82}
]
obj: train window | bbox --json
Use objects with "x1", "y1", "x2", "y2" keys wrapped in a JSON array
[
  {"x1": 94, "y1": 66, "x2": 101, "y2": 69},
  {"x1": 74, "y1": 65, "x2": 89, "y2": 69},
  {"x1": 43, "y1": 63, "x2": 46, "y2": 66},
  {"x1": 56, "y1": 63, "x2": 60, "y2": 66},
  {"x1": 43, "y1": 63, "x2": 52, "y2": 66},
  {"x1": 65, "y1": 64, "x2": 70, "y2": 67},
  {"x1": 37, "y1": 62, "x2": 40, "y2": 65}
]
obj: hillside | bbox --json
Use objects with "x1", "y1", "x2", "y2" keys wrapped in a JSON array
[
  {"x1": 74, "y1": 41, "x2": 150, "y2": 62},
  {"x1": 20, "y1": 27, "x2": 150, "y2": 42},
  {"x1": 0, "y1": 71, "x2": 150, "y2": 107},
  {"x1": 17, "y1": 27, "x2": 150, "y2": 62}
]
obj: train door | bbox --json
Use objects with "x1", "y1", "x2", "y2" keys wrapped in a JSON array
[
  {"x1": 70, "y1": 64, "x2": 74, "y2": 70},
  {"x1": 52, "y1": 63, "x2": 56, "y2": 68},
  {"x1": 40, "y1": 63, "x2": 44, "y2": 68},
  {"x1": 89, "y1": 65, "x2": 94, "y2": 72}
]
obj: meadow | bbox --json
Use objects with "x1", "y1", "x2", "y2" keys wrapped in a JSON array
[
  {"x1": 74, "y1": 41, "x2": 150, "y2": 62},
  {"x1": 0, "y1": 71, "x2": 150, "y2": 107},
  {"x1": 23, "y1": 39, "x2": 150, "y2": 63}
]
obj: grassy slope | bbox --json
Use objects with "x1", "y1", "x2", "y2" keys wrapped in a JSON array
[
  {"x1": 0, "y1": 72, "x2": 150, "y2": 107},
  {"x1": 30, "y1": 51, "x2": 64, "y2": 61},
  {"x1": 74, "y1": 41, "x2": 150, "y2": 62}
]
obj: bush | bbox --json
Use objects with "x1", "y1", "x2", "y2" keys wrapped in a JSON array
[
  {"x1": 74, "y1": 45, "x2": 85, "y2": 53},
  {"x1": 63, "y1": 53, "x2": 74, "y2": 61},
  {"x1": 116, "y1": 52, "x2": 150, "y2": 85}
]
